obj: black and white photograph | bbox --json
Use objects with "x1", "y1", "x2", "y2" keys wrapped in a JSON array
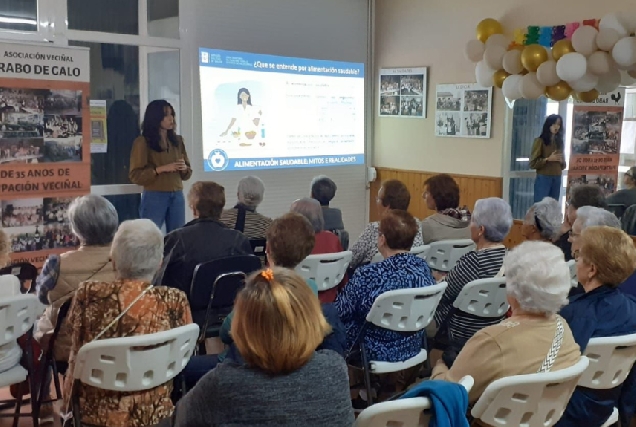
[
  {"x1": 1, "y1": 198, "x2": 43, "y2": 228},
  {"x1": 435, "y1": 83, "x2": 492, "y2": 138},
  {"x1": 567, "y1": 175, "x2": 616, "y2": 197},
  {"x1": 0, "y1": 88, "x2": 46, "y2": 138},
  {"x1": 0, "y1": 137, "x2": 44, "y2": 164},
  {"x1": 572, "y1": 110, "x2": 622, "y2": 155},
  {"x1": 43, "y1": 197, "x2": 74, "y2": 225},
  {"x1": 44, "y1": 115, "x2": 82, "y2": 138},
  {"x1": 43, "y1": 137, "x2": 82, "y2": 162},
  {"x1": 436, "y1": 112, "x2": 461, "y2": 136},
  {"x1": 378, "y1": 67, "x2": 427, "y2": 118},
  {"x1": 380, "y1": 96, "x2": 399, "y2": 116},
  {"x1": 44, "y1": 90, "x2": 83, "y2": 116}
]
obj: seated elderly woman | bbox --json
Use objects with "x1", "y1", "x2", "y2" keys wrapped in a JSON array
[
  {"x1": 162, "y1": 181, "x2": 252, "y2": 293},
  {"x1": 420, "y1": 174, "x2": 471, "y2": 244},
  {"x1": 336, "y1": 210, "x2": 435, "y2": 362},
  {"x1": 556, "y1": 226, "x2": 636, "y2": 427},
  {"x1": 62, "y1": 219, "x2": 192, "y2": 427},
  {"x1": 432, "y1": 241, "x2": 581, "y2": 405},
  {"x1": 521, "y1": 197, "x2": 562, "y2": 242},
  {"x1": 35, "y1": 195, "x2": 118, "y2": 365},
  {"x1": 433, "y1": 198, "x2": 512, "y2": 347},
  {"x1": 311, "y1": 175, "x2": 345, "y2": 231},
  {"x1": 350, "y1": 179, "x2": 424, "y2": 269},
  {"x1": 554, "y1": 184, "x2": 606, "y2": 261},
  {"x1": 220, "y1": 175, "x2": 272, "y2": 239},
  {"x1": 159, "y1": 268, "x2": 354, "y2": 427},
  {"x1": 291, "y1": 197, "x2": 344, "y2": 303}
]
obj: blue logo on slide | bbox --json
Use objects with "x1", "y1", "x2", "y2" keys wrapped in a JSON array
[{"x1": 207, "y1": 149, "x2": 229, "y2": 171}]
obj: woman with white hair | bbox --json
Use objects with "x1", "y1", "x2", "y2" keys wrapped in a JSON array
[
  {"x1": 220, "y1": 176, "x2": 272, "y2": 239},
  {"x1": 522, "y1": 197, "x2": 562, "y2": 242},
  {"x1": 62, "y1": 219, "x2": 192, "y2": 427},
  {"x1": 432, "y1": 241, "x2": 581, "y2": 404},
  {"x1": 433, "y1": 198, "x2": 513, "y2": 349}
]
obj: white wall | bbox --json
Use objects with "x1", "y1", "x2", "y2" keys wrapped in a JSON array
[{"x1": 374, "y1": 0, "x2": 636, "y2": 177}]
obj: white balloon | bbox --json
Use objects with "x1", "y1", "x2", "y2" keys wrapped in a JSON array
[
  {"x1": 537, "y1": 60, "x2": 561, "y2": 86},
  {"x1": 556, "y1": 53, "x2": 587, "y2": 82},
  {"x1": 596, "y1": 67, "x2": 621, "y2": 93},
  {"x1": 622, "y1": 14, "x2": 636, "y2": 34},
  {"x1": 612, "y1": 37, "x2": 636, "y2": 68},
  {"x1": 597, "y1": 28, "x2": 621, "y2": 52},
  {"x1": 620, "y1": 69, "x2": 636, "y2": 86},
  {"x1": 465, "y1": 39, "x2": 485, "y2": 63},
  {"x1": 629, "y1": 69, "x2": 636, "y2": 79},
  {"x1": 503, "y1": 50, "x2": 524, "y2": 75},
  {"x1": 475, "y1": 60, "x2": 495, "y2": 87},
  {"x1": 587, "y1": 51, "x2": 613, "y2": 75},
  {"x1": 520, "y1": 73, "x2": 545, "y2": 100},
  {"x1": 502, "y1": 74, "x2": 523, "y2": 100},
  {"x1": 485, "y1": 34, "x2": 509, "y2": 49},
  {"x1": 570, "y1": 72, "x2": 599, "y2": 92},
  {"x1": 484, "y1": 45, "x2": 506, "y2": 70},
  {"x1": 600, "y1": 12, "x2": 629, "y2": 38},
  {"x1": 572, "y1": 25, "x2": 599, "y2": 56}
]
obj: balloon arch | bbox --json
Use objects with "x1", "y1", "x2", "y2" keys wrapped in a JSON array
[{"x1": 466, "y1": 14, "x2": 636, "y2": 102}]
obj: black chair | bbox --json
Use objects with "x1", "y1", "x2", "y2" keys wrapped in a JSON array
[
  {"x1": 249, "y1": 238, "x2": 267, "y2": 265},
  {"x1": 0, "y1": 263, "x2": 38, "y2": 294},
  {"x1": 189, "y1": 255, "x2": 262, "y2": 353}
]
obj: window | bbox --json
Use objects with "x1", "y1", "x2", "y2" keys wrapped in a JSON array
[
  {"x1": 0, "y1": 0, "x2": 38, "y2": 32},
  {"x1": 148, "y1": 0, "x2": 179, "y2": 39},
  {"x1": 67, "y1": 0, "x2": 138, "y2": 34}
]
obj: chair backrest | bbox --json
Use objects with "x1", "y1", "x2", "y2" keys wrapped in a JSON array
[
  {"x1": 73, "y1": 323, "x2": 199, "y2": 392},
  {"x1": 621, "y1": 204, "x2": 636, "y2": 235},
  {"x1": 567, "y1": 259, "x2": 578, "y2": 288},
  {"x1": 0, "y1": 293, "x2": 43, "y2": 347},
  {"x1": 189, "y1": 255, "x2": 262, "y2": 311},
  {"x1": 452, "y1": 277, "x2": 509, "y2": 318},
  {"x1": 249, "y1": 238, "x2": 266, "y2": 258},
  {"x1": 607, "y1": 203, "x2": 627, "y2": 219},
  {"x1": 471, "y1": 357, "x2": 590, "y2": 427},
  {"x1": 295, "y1": 251, "x2": 352, "y2": 292},
  {"x1": 355, "y1": 375, "x2": 474, "y2": 427},
  {"x1": 365, "y1": 282, "x2": 448, "y2": 332},
  {"x1": 579, "y1": 333, "x2": 636, "y2": 390},
  {"x1": 426, "y1": 239, "x2": 475, "y2": 272}
]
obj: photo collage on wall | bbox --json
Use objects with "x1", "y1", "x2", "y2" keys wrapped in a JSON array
[
  {"x1": 0, "y1": 88, "x2": 84, "y2": 256},
  {"x1": 378, "y1": 67, "x2": 428, "y2": 118},
  {"x1": 434, "y1": 83, "x2": 493, "y2": 138}
]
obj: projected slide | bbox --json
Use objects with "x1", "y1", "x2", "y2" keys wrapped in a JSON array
[{"x1": 199, "y1": 48, "x2": 365, "y2": 172}]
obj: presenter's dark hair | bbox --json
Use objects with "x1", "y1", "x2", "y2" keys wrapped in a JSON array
[
  {"x1": 237, "y1": 88, "x2": 252, "y2": 105},
  {"x1": 142, "y1": 100, "x2": 178, "y2": 152},
  {"x1": 539, "y1": 114, "x2": 563, "y2": 151}
]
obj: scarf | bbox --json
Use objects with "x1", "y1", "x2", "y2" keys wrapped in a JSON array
[{"x1": 440, "y1": 207, "x2": 471, "y2": 222}]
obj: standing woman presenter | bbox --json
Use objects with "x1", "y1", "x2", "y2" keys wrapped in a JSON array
[
  {"x1": 530, "y1": 114, "x2": 566, "y2": 202},
  {"x1": 130, "y1": 100, "x2": 192, "y2": 232}
]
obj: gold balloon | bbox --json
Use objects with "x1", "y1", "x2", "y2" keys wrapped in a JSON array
[
  {"x1": 493, "y1": 69, "x2": 510, "y2": 88},
  {"x1": 476, "y1": 18, "x2": 504, "y2": 43},
  {"x1": 576, "y1": 89, "x2": 599, "y2": 103},
  {"x1": 552, "y1": 39, "x2": 575, "y2": 61},
  {"x1": 521, "y1": 44, "x2": 548, "y2": 72},
  {"x1": 546, "y1": 81, "x2": 572, "y2": 101}
]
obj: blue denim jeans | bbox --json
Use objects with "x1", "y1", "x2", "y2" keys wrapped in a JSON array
[
  {"x1": 534, "y1": 175, "x2": 561, "y2": 202},
  {"x1": 140, "y1": 190, "x2": 185, "y2": 233}
]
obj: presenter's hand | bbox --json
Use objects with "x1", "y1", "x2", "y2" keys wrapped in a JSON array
[
  {"x1": 156, "y1": 163, "x2": 180, "y2": 174},
  {"x1": 175, "y1": 159, "x2": 188, "y2": 171},
  {"x1": 547, "y1": 152, "x2": 563, "y2": 162}
]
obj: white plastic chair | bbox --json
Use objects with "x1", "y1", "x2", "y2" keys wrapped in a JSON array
[
  {"x1": 355, "y1": 375, "x2": 474, "y2": 427},
  {"x1": 578, "y1": 333, "x2": 636, "y2": 427},
  {"x1": 567, "y1": 259, "x2": 578, "y2": 288},
  {"x1": 295, "y1": 251, "x2": 352, "y2": 291},
  {"x1": 370, "y1": 245, "x2": 430, "y2": 265},
  {"x1": 353, "y1": 283, "x2": 448, "y2": 405},
  {"x1": 471, "y1": 357, "x2": 590, "y2": 427},
  {"x1": 426, "y1": 239, "x2": 476, "y2": 272},
  {"x1": 453, "y1": 277, "x2": 509, "y2": 318},
  {"x1": 71, "y1": 323, "x2": 199, "y2": 426}
]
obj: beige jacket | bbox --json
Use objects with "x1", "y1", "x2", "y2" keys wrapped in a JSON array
[
  {"x1": 420, "y1": 213, "x2": 471, "y2": 245},
  {"x1": 35, "y1": 245, "x2": 116, "y2": 361}
]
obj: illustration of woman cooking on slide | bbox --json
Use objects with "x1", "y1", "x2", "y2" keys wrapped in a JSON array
[{"x1": 220, "y1": 88, "x2": 264, "y2": 147}]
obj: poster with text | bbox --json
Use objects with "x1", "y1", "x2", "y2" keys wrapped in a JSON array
[
  {"x1": 379, "y1": 67, "x2": 427, "y2": 118},
  {"x1": 89, "y1": 100, "x2": 107, "y2": 153},
  {"x1": 566, "y1": 89, "x2": 625, "y2": 199},
  {"x1": 435, "y1": 83, "x2": 492, "y2": 138},
  {"x1": 0, "y1": 42, "x2": 90, "y2": 267}
]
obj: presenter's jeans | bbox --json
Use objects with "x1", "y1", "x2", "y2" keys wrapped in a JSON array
[
  {"x1": 534, "y1": 174, "x2": 561, "y2": 203},
  {"x1": 140, "y1": 190, "x2": 185, "y2": 233}
]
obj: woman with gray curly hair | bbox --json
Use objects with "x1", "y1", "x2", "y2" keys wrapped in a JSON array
[
  {"x1": 522, "y1": 197, "x2": 562, "y2": 242},
  {"x1": 220, "y1": 176, "x2": 273, "y2": 240},
  {"x1": 432, "y1": 241, "x2": 582, "y2": 404}
]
